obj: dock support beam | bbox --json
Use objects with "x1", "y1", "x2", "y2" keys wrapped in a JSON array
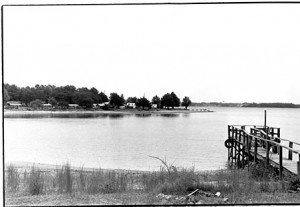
[
  {"x1": 288, "y1": 142, "x2": 293, "y2": 160},
  {"x1": 254, "y1": 137, "x2": 257, "y2": 163},
  {"x1": 237, "y1": 130, "x2": 241, "y2": 167},
  {"x1": 279, "y1": 146, "x2": 283, "y2": 179},
  {"x1": 264, "y1": 110, "x2": 267, "y2": 129},
  {"x1": 266, "y1": 141, "x2": 270, "y2": 165},
  {"x1": 246, "y1": 134, "x2": 250, "y2": 171},
  {"x1": 298, "y1": 154, "x2": 300, "y2": 175},
  {"x1": 228, "y1": 125, "x2": 231, "y2": 161}
]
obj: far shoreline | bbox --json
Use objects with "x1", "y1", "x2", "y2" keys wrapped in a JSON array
[{"x1": 4, "y1": 108, "x2": 214, "y2": 116}]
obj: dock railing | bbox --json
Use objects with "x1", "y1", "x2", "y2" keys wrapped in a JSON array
[{"x1": 227, "y1": 125, "x2": 300, "y2": 179}]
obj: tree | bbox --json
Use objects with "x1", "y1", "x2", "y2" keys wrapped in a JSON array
[
  {"x1": 136, "y1": 97, "x2": 151, "y2": 110},
  {"x1": 109, "y1": 92, "x2": 124, "y2": 108},
  {"x1": 126, "y1": 97, "x2": 137, "y2": 103},
  {"x1": 20, "y1": 87, "x2": 36, "y2": 106},
  {"x1": 73, "y1": 92, "x2": 94, "y2": 108},
  {"x1": 161, "y1": 93, "x2": 174, "y2": 109},
  {"x1": 48, "y1": 97, "x2": 58, "y2": 106},
  {"x1": 4, "y1": 89, "x2": 10, "y2": 103},
  {"x1": 78, "y1": 97, "x2": 94, "y2": 108},
  {"x1": 170, "y1": 92, "x2": 180, "y2": 108},
  {"x1": 90, "y1": 87, "x2": 101, "y2": 103},
  {"x1": 182, "y1": 96, "x2": 192, "y2": 109},
  {"x1": 34, "y1": 84, "x2": 47, "y2": 102},
  {"x1": 4, "y1": 84, "x2": 21, "y2": 101},
  {"x1": 29, "y1": 99, "x2": 43, "y2": 109},
  {"x1": 151, "y1": 95, "x2": 161, "y2": 108},
  {"x1": 99, "y1": 92, "x2": 109, "y2": 103},
  {"x1": 58, "y1": 101, "x2": 69, "y2": 109}
]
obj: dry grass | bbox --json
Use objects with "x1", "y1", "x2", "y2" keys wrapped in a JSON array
[
  {"x1": 6, "y1": 164, "x2": 20, "y2": 192},
  {"x1": 55, "y1": 162, "x2": 73, "y2": 193},
  {"x1": 25, "y1": 166, "x2": 45, "y2": 195},
  {"x1": 4, "y1": 161, "x2": 300, "y2": 205}
]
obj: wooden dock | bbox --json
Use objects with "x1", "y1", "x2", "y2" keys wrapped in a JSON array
[{"x1": 225, "y1": 124, "x2": 300, "y2": 178}]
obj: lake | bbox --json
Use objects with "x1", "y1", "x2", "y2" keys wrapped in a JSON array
[{"x1": 4, "y1": 107, "x2": 300, "y2": 171}]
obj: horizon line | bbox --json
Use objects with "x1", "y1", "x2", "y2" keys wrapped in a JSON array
[{"x1": 2, "y1": 1, "x2": 300, "y2": 7}]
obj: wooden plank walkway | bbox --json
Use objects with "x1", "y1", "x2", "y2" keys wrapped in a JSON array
[{"x1": 251, "y1": 146, "x2": 298, "y2": 174}]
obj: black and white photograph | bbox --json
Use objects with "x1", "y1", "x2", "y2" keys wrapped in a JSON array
[{"x1": 2, "y1": 0, "x2": 300, "y2": 205}]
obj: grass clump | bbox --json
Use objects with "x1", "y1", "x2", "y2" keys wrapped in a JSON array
[
  {"x1": 55, "y1": 162, "x2": 73, "y2": 193},
  {"x1": 6, "y1": 164, "x2": 20, "y2": 192},
  {"x1": 288, "y1": 176, "x2": 300, "y2": 191},
  {"x1": 86, "y1": 170, "x2": 104, "y2": 194},
  {"x1": 26, "y1": 166, "x2": 44, "y2": 195},
  {"x1": 85, "y1": 170, "x2": 128, "y2": 194}
]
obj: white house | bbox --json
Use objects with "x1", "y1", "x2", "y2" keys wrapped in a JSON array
[
  {"x1": 126, "y1": 102, "x2": 136, "y2": 108},
  {"x1": 68, "y1": 104, "x2": 79, "y2": 109},
  {"x1": 151, "y1": 104, "x2": 158, "y2": 108},
  {"x1": 42, "y1": 103, "x2": 52, "y2": 109},
  {"x1": 93, "y1": 104, "x2": 100, "y2": 108},
  {"x1": 99, "y1": 102, "x2": 110, "y2": 107}
]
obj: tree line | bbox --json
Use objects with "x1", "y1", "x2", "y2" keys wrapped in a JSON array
[{"x1": 4, "y1": 83, "x2": 192, "y2": 109}]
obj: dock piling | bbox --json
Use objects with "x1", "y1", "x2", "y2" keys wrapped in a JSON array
[
  {"x1": 288, "y1": 142, "x2": 293, "y2": 160},
  {"x1": 279, "y1": 146, "x2": 283, "y2": 179}
]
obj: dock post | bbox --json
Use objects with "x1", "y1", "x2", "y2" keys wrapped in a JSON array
[
  {"x1": 247, "y1": 134, "x2": 250, "y2": 171},
  {"x1": 228, "y1": 125, "x2": 231, "y2": 161},
  {"x1": 279, "y1": 146, "x2": 283, "y2": 179},
  {"x1": 231, "y1": 127, "x2": 234, "y2": 164},
  {"x1": 234, "y1": 128, "x2": 237, "y2": 165},
  {"x1": 272, "y1": 128, "x2": 277, "y2": 154},
  {"x1": 266, "y1": 141, "x2": 270, "y2": 165},
  {"x1": 266, "y1": 131, "x2": 269, "y2": 165},
  {"x1": 237, "y1": 130, "x2": 241, "y2": 167},
  {"x1": 288, "y1": 142, "x2": 293, "y2": 160},
  {"x1": 241, "y1": 135, "x2": 245, "y2": 169},
  {"x1": 264, "y1": 110, "x2": 267, "y2": 129},
  {"x1": 298, "y1": 154, "x2": 300, "y2": 175},
  {"x1": 254, "y1": 136, "x2": 257, "y2": 163}
]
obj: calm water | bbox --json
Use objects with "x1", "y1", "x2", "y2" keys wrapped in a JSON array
[{"x1": 4, "y1": 107, "x2": 300, "y2": 171}]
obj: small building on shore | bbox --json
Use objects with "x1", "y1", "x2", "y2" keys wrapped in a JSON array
[
  {"x1": 68, "y1": 104, "x2": 79, "y2": 109},
  {"x1": 126, "y1": 102, "x2": 136, "y2": 109},
  {"x1": 93, "y1": 104, "x2": 101, "y2": 108},
  {"x1": 7, "y1": 101, "x2": 23, "y2": 109},
  {"x1": 42, "y1": 103, "x2": 53, "y2": 109},
  {"x1": 151, "y1": 104, "x2": 158, "y2": 109}
]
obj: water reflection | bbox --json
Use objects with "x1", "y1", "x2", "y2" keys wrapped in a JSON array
[
  {"x1": 182, "y1": 113, "x2": 191, "y2": 118},
  {"x1": 134, "y1": 114, "x2": 152, "y2": 118},
  {"x1": 159, "y1": 113, "x2": 180, "y2": 117}
]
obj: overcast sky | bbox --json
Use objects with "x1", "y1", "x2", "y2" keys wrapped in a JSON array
[{"x1": 3, "y1": 3, "x2": 300, "y2": 103}]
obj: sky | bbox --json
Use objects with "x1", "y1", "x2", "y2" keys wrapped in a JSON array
[{"x1": 3, "y1": 3, "x2": 300, "y2": 103}]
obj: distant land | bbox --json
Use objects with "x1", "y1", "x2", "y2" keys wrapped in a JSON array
[{"x1": 191, "y1": 102, "x2": 300, "y2": 108}]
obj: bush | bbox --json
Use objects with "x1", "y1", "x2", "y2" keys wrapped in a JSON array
[
  {"x1": 249, "y1": 161, "x2": 278, "y2": 181},
  {"x1": 26, "y1": 166, "x2": 44, "y2": 195},
  {"x1": 288, "y1": 176, "x2": 300, "y2": 191},
  {"x1": 6, "y1": 164, "x2": 20, "y2": 192}
]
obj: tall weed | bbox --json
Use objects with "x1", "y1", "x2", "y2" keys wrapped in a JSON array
[
  {"x1": 26, "y1": 166, "x2": 44, "y2": 195},
  {"x1": 55, "y1": 162, "x2": 73, "y2": 193},
  {"x1": 6, "y1": 164, "x2": 20, "y2": 192}
]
